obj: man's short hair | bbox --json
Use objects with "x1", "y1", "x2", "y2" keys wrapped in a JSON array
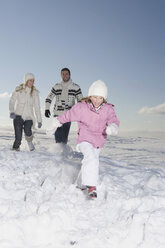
[{"x1": 61, "y1": 68, "x2": 71, "y2": 75}]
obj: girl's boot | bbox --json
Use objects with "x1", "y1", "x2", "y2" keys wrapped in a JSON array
[{"x1": 87, "y1": 186, "x2": 97, "y2": 198}]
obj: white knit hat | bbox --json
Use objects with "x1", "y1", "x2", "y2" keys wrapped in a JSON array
[
  {"x1": 24, "y1": 73, "x2": 35, "y2": 84},
  {"x1": 88, "y1": 80, "x2": 108, "y2": 99}
]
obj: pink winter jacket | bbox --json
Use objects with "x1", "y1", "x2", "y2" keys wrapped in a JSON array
[{"x1": 57, "y1": 101, "x2": 120, "y2": 148}]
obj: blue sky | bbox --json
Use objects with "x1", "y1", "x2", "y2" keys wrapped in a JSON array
[{"x1": 0, "y1": 0, "x2": 164, "y2": 133}]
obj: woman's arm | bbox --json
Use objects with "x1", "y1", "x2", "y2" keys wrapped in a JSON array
[
  {"x1": 9, "y1": 91, "x2": 17, "y2": 113},
  {"x1": 34, "y1": 91, "x2": 42, "y2": 123}
]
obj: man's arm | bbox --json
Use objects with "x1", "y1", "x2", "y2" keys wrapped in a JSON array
[
  {"x1": 75, "y1": 85, "x2": 83, "y2": 102},
  {"x1": 45, "y1": 86, "x2": 56, "y2": 117}
]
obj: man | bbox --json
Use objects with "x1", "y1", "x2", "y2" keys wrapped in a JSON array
[{"x1": 45, "y1": 68, "x2": 83, "y2": 144}]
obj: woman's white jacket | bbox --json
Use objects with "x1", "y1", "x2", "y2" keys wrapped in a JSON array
[{"x1": 9, "y1": 84, "x2": 42, "y2": 127}]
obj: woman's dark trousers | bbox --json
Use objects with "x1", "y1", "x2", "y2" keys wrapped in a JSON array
[{"x1": 13, "y1": 115, "x2": 33, "y2": 149}]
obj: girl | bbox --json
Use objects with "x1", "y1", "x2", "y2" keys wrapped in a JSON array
[
  {"x1": 47, "y1": 80, "x2": 120, "y2": 198},
  {"x1": 9, "y1": 73, "x2": 42, "y2": 151}
]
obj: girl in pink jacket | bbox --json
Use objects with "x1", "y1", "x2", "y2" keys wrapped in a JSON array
[{"x1": 47, "y1": 80, "x2": 120, "y2": 198}]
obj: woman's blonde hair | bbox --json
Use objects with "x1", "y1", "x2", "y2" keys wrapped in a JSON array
[
  {"x1": 25, "y1": 81, "x2": 34, "y2": 96},
  {"x1": 16, "y1": 82, "x2": 34, "y2": 96}
]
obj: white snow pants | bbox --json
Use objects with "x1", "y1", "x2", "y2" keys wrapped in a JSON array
[{"x1": 78, "y1": 142, "x2": 101, "y2": 187}]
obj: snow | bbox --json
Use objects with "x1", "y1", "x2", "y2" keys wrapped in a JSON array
[{"x1": 0, "y1": 127, "x2": 165, "y2": 248}]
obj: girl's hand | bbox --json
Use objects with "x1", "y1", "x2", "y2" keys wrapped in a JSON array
[
  {"x1": 106, "y1": 123, "x2": 119, "y2": 136},
  {"x1": 46, "y1": 117, "x2": 62, "y2": 135}
]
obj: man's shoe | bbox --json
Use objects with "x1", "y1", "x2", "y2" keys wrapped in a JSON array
[
  {"x1": 76, "y1": 185, "x2": 87, "y2": 191},
  {"x1": 11, "y1": 147, "x2": 20, "y2": 151}
]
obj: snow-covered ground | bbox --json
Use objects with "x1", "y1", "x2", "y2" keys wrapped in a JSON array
[{"x1": 0, "y1": 127, "x2": 165, "y2": 248}]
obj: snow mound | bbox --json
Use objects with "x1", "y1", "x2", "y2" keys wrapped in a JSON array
[{"x1": 0, "y1": 129, "x2": 165, "y2": 248}]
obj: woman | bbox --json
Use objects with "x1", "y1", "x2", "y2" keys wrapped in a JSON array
[{"x1": 9, "y1": 73, "x2": 42, "y2": 151}]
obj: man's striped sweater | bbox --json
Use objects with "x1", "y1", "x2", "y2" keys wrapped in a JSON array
[{"x1": 45, "y1": 80, "x2": 83, "y2": 116}]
